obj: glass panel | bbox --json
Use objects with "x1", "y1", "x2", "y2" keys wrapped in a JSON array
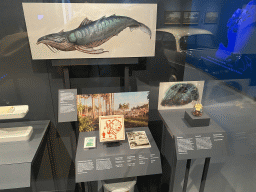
[
  {"x1": 163, "y1": 32, "x2": 176, "y2": 50},
  {"x1": 180, "y1": 35, "x2": 217, "y2": 50},
  {"x1": 196, "y1": 35, "x2": 218, "y2": 49},
  {"x1": 1, "y1": 0, "x2": 256, "y2": 192},
  {"x1": 156, "y1": 31, "x2": 163, "y2": 41}
]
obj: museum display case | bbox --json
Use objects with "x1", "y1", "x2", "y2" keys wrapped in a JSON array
[{"x1": 1, "y1": 0, "x2": 256, "y2": 192}]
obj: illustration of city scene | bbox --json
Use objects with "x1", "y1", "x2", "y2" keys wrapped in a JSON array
[{"x1": 77, "y1": 91, "x2": 149, "y2": 132}]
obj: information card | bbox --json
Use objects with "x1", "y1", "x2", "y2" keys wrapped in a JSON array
[
  {"x1": 58, "y1": 89, "x2": 77, "y2": 122},
  {"x1": 175, "y1": 132, "x2": 227, "y2": 159}
]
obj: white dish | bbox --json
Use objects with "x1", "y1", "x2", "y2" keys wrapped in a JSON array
[
  {"x1": 0, "y1": 126, "x2": 33, "y2": 143},
  {"x1": 0, "y1": 105, "x2": 29, "y2": 120}
]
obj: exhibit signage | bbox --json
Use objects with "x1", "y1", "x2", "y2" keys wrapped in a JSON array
[
  {"x1": 58, "y1": 89, "x2": 77, "y2": 122},
  {"x1": 75, "y1": 127, "x2": 162, "y2": 183},
  {"x1": 175, "y1": 132, "x2": 227, "y2": 160},
  {"x1": 77, "y1": 153, "x2": 160, "y2": 181}
]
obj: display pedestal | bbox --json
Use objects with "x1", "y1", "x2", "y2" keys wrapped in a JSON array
[
  {"x1": 159, "y1": 109, "x2": 228, "y2": 192},
  {"x1": 184, "y1": 110, "x2": 210, "y2": 127},
  {"x1": 0, "y1": 120, "x2": 50, "y2": 190},
  {"x1": 104, "y1": 141, "x2": 122, "y2": 147},
  {"x1": 76, "y1": 127, "x2": 162, "y2": 183}
]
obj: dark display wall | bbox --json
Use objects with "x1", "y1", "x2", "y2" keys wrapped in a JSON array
[{"x1": 0, "y1": 1, "x2": 75, "y2": 192}]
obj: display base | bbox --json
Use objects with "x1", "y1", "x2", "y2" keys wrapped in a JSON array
[
  {"x1": 184, "y1": 110, "x2": 210, "y2": 127},
  {"x1": 104, "y1": 141, "x2": 122, "y2": 147}
]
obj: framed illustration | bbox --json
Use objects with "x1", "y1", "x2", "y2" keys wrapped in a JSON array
[
  {"x1": 22, "y1": 3, "x2": 157, "y2": 59},
  {"x1": 84, "y1": 137, "x2": 96, "y2": 148},
  {"x1": 77, "y1": 91, "x2": 149, "y2": 132},
  {"x1": 127, "y1": 131, "x2": 151, "y2": 149},
  {"x1": 183, "y1": 11, "x2": 200, "y2": 24},
  {"x1": 164, "y1": 11, "x2": 182, "y2": 24},
  {"x1": 99, "y1": 115, "x2": 125, "y2": 142},
  {"x1": 158, "y1": 81, "x2": 205, "y2": 110},
  {"x1": 205, "y1": 12, "x2": 219, "y2": 24}
]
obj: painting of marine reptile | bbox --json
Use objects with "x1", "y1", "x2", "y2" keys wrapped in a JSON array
[
  {"x1": 37, "y1": 15, "x2": 152, "y2": 54},
  {"x1": 161, "y1": 83, "x2": 199, "y2": 106}
]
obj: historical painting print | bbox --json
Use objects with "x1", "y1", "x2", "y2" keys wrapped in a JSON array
[
  {"x1": 205, "y1": 12, "x2": 219, "y2": 24},
  {"x1": 22, "y1": 3, "x2": 157, "y2": 59},
  {"x1": 127, "y1": 131, "x2": 151, "y2": 149},
  {"x1": 158, "y1": 81, "x2": 204, "y2": 110},
  {"x1": 183, "y1": 11, "x2": 200, "y2": 24},
  {"x1": 77, "y1": 91, "x2": 149, "y2": 132},
  {"x1": 99, "y1": 115, "x2": 125, "y2": 142},
  {"x1": 164, "y1": 11, "x2": 182, "y2": 24}
]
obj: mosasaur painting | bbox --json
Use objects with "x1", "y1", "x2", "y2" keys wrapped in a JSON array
[
  {"x1": 22, "y1": 3, "x2": 157, "y2": 59},
  {"x1": 158, "y1": 81, "x2": 204, "y2": 110}
]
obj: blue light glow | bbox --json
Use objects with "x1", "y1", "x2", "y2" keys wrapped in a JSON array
[
  {"x1": 201, "y1": 56, "x2": 243, "y2": 74},
  {"x1": 215, "y1": 0, "x2": 255, "y2": 74}
]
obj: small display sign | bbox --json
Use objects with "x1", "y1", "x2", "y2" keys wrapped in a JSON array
[
  {"x1": 84, "y1": 137, "x2": 96, "y2": 148},
  {"x1": 58, "y1": 89, "x2": 77, "y2": 122}
]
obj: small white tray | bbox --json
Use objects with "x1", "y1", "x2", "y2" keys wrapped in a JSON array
[
  {"x1": 0, "y1": 105, "x2": 29, "y2": 120},
  {"x1": 0, "y1": 126, "x2": 33, "y2": 143}
]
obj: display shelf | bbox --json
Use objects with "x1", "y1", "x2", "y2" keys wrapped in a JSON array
[
  {"x1": 159, "y1": 109, "x2": 228, "y2": 161},
  {"x1": 0, "y1": 120, "x2": 50, "y2": 190},
  {"x1": 159, "y1": 109, "x2": 228, "y2": 192}
]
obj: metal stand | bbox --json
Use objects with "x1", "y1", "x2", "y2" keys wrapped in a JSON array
[
  {"x1": 63, "y1": 67, "x2": 70, "y2": 89},
  {"x1": 182, "y1": 159, "x2": 191, "y2": 192},
  {"x1": 124, "y1": 66, "x2": 130, "y2": 92},
  {"x1": 199, "y1": 157, "x2": 211, "y2": 192},
  {"x1": 104, "y1": 141, "x2": 122, "y2": 147},
  {"x1": 63, "y1": 67, "x2": 78, "y2": 164}
]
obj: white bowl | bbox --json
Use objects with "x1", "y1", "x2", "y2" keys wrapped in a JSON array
[{"x1": 0, "y1": 105, "x2": 29, "y2": 120}]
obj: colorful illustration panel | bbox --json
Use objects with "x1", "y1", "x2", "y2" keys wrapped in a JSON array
[
  {"x1": 77, "y1": 91, "x2": 149, "y2": 132},
  {"x1": 158, "y1": 81, "x2": 204, "y2": 110},
  {"x1": 22, "y1": 3, "x2": 157, "y2": 60},
  {"x1": 99, "y1": 115, "x2": 125, "y2": 142}
]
